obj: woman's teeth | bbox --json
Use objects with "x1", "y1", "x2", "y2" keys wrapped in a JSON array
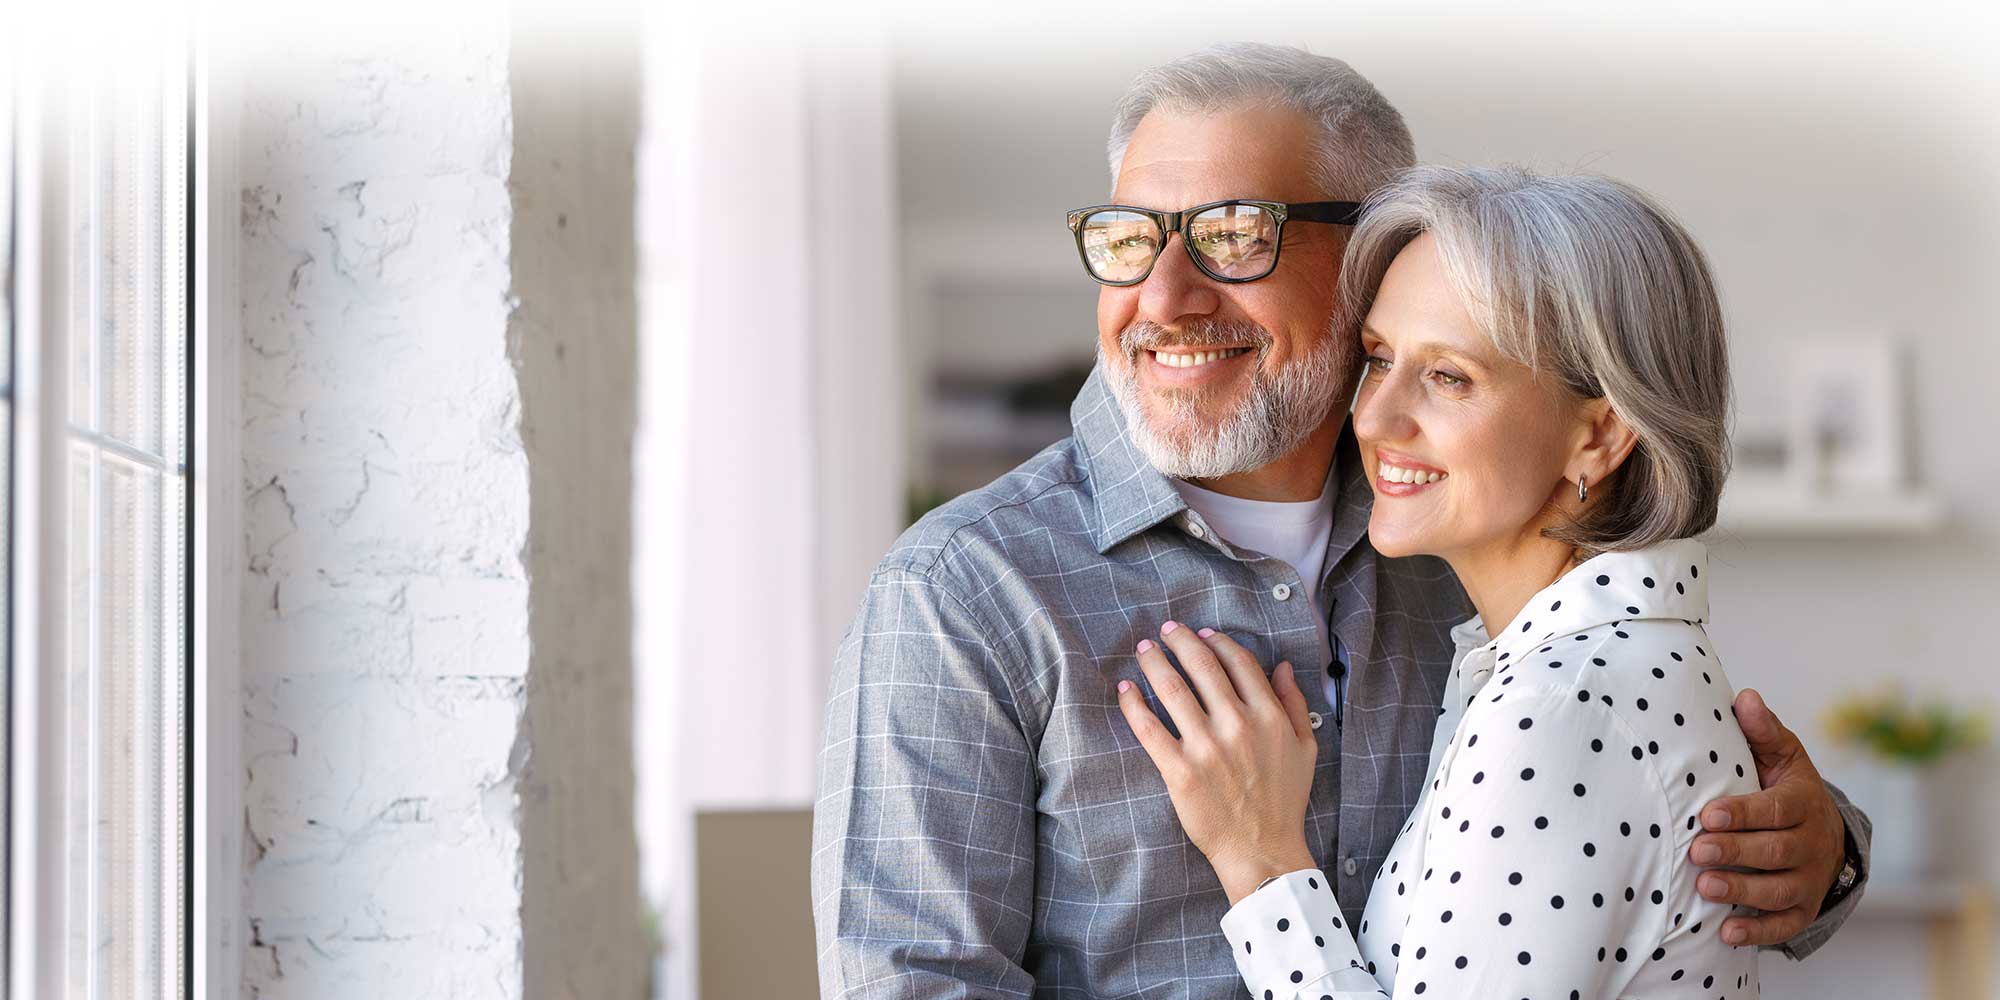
[
  {"x1": 1154, "y1": 347, "x2": 1251, "y2": 368},
  {"x1": 1380, "y1": 463, "x2": 1445, "y2": 485}
]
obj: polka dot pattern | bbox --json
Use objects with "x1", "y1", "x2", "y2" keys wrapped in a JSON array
[{"x1": 1221, "y1": 541, "x2": 1759, "y2": 999}]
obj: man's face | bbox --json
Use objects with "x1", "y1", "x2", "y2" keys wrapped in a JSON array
[{"x1": 1096, "y1": 102, "x2": 1355, "y2": 479}]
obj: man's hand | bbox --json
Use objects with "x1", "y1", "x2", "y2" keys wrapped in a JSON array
[{"x1": 1690, "y1": 688, "x2": 1847, "y2": 947}]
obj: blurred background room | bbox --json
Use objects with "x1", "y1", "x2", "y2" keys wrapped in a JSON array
[{"x1": 4, "y1": 0, "x2": 1996, "y2": 997}]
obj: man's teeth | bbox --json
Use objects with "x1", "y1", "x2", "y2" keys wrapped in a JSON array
[
  {"x1": 1380, "y1": 463, "x2": 1445, "y2": 485},
  {"x1": 1154, "y1": 347, "x2": 1251, "y2": 368}
]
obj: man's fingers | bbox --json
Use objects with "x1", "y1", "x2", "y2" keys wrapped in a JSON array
[
  {"x1": 1719, "y1": 907, "x2": 1814, "y2": 948},
  {"x1": 1700, "y1": 784, "x2": 1807, "y2": 833},
  {"x1": 1733, "y1": 687, "x2": 1803, "y2": 769},
  {"x1": 1689, "y1": 828, "x2": 1810, "y2": 872},
  {"x1": 1194, "y1": 628, "x2": 1282, "y2": 715},
  {"x1": 1696, "y1": 869, "x2": 1807, "y2": 912},
  {"x1": 1135, "y1": 638, "x2": 1211, "y2": 740},
  {"x1": 1115, "y1": 678, "x2": 1183, "y2": 777},
  {"x1": 1155, "y1": 622, "x2": 1245, "y2": 724}
]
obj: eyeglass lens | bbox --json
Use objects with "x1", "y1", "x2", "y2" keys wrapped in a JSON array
[{"x1": 1078, "y1": 203, "x2": 1281, "y2": 282}]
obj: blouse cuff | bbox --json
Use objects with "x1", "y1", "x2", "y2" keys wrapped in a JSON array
[{"x1": 1219, "y1": 869, "x2": 1384, "y2": 999}]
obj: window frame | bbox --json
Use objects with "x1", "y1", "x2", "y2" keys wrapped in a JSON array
[{"x1": 4, "y1": 28, "x2": 229, "y2": 1000}]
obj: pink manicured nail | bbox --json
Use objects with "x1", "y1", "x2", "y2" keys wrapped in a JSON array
[
  {"x1": 1118, "y1": 680, "x2": 1132, "y2": 693},
  {"x1": 1160, "y1": 620, "x2": 1180, "y2": 635},
  {"x1": 1197, "y1": 627, "x2": 1216, "y2": 638},
  {"x1": 1136, "y1": 639, "x2": 1155, "y2": 654}
]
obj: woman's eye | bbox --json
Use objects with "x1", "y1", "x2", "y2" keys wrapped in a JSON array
[
  {"x1": 1363, "y1": 356, "x2": 1392, "y2": 375},
  {"x1": 1431, "y1": 369, "x2": 1467, "y2": 387}
]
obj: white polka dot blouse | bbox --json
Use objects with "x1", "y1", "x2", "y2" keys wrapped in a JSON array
[{"x1": 1220, "y1": 539, "x2": 1761, "y2": 1000}]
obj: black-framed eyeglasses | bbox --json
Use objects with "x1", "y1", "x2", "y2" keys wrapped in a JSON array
[{"x1": 1064, "y1": 199, "x2": 1362, "y2": 286}]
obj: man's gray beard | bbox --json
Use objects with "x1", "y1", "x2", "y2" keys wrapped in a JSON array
[{"x1": 1101, "y1": 317, "x2": 1348, "y2": 480}]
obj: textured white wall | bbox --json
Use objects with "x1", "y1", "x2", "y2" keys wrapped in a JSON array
[{"x1": 235, "y1": 17, "x2": 644, "y2": 998}]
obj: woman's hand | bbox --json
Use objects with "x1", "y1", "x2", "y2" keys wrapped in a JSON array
[{"x1": 1115, "y1": 620, "x2": 1321, "y2": 905}]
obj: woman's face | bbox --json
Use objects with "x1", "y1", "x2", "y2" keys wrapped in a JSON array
[{"x1": 1352, "y1": 233, "x2": 1593, "y2": 562}]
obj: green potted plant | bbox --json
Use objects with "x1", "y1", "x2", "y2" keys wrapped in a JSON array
[{"x1": 1824, "y1": 686, "x2": 1989, "y2": 879}]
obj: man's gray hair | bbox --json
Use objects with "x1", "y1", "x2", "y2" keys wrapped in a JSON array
[
  {"x1": 1106, "y1": 43, "x2": 1415, "y2": 200},
  {"x1": 1339, "y1": 166, "x2": 1733, "y2": 557}
]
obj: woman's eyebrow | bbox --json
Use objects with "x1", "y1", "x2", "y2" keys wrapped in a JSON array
[{"x1": 1359, "y1": 328, "x2": 1495, "y2": 371}]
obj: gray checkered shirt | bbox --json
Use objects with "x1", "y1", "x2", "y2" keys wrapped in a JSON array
[{"x1": 812, "y1": 366, "x2": 1865, "y2": 999}]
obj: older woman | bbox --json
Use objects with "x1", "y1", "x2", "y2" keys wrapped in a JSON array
[{"x1": 1116, "y1": 166, "x2": 1759, "y2": 999}]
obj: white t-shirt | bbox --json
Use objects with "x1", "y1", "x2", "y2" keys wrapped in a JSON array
[{"x1": 1172, "y1": 463, "x2": 1350, "y2": 711}]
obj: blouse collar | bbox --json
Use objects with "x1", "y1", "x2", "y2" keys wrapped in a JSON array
[{"x1": 1453, "y1": 539, "x2": 1713, "y2": 663}]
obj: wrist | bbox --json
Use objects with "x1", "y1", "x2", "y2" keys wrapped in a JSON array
[{"x1": 1214, "y1": 845, "x2": 1319, "y2": 906}]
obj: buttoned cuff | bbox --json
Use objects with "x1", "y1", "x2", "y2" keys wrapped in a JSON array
[
  {"x1": 1772, "y1": 780, "x2": 1873, "y2": 961},
  {"x1": 1219, "y1": 869, "x2": 1384, "y2": 999}
]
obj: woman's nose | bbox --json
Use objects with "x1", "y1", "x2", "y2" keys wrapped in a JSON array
[{"x1": 1353, "y1": 371, "x2": 1419, "y2": 444}]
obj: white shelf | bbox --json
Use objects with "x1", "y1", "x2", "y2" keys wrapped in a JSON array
[
  {"x1": 1857, "y1": 880, "x2": 1992, "y2": 919},
  {"x1": 1712, "y1": 484, "x2": 1946, "y2": 538}
]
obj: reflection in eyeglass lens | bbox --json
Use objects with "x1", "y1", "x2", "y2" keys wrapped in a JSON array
[
  {"x1": 1187, "y1": 204, "x2": 1277, "y2": 278},
  {"x1": 1081, "y1": 211, "x2": 1160, "y2": 281}
]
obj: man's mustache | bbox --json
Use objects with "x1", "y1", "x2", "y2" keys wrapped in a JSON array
[{"x1": 1118, "y1": 320, "x2": 1273, "y2": 361}]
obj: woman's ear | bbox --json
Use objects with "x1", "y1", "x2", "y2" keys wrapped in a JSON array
[{"x1": 1571, "y1": 397, "x2": 1639, "y2": 488}]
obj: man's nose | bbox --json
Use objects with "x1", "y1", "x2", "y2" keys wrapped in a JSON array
[{"x1": 1136, "y1": 233, "x2": 1222, "y2": 325}]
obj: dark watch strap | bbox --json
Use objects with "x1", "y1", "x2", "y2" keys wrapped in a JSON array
[{"x1": 1819, "y1": 823, "x2": 1864, "y2": 913}]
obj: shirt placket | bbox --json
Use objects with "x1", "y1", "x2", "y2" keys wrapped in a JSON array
[{"x1": 1180, "y1": 510, "x2": 1337, "y2": 736}]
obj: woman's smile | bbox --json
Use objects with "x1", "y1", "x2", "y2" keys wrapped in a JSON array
[{"x1": 1374, "y1": 448, "x2": 1449, "y2": 497}]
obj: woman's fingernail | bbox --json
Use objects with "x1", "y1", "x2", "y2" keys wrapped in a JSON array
[
  {"x1": 1724, "y1": 926, "x2": 1747, "y2": 944},
  {"x1": 1691, "y1": 842, "x2": 1721, "y2": 864},
  {"x1": 1699, "y1": 873, "x2": 1727, "y2": 898},
  {"x1": 1118, "y1": 680, "x2": 1131, "y2": 693},
  {"x1": 1136, "y1": 639, "x2": 1155, "y2": 654},
  {"x1": 1704, "y1": 809, "x2": 1730, "y2": 830},
  {"x1": 1197, "y1": 627, "x2": 1216, "y2": 638},
  {"x1": 1160, "y1": 620, "x2": 1180, "y2": 635}
]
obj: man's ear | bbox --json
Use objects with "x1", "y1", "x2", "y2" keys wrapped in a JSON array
[{"x1": 1571, "y1": 397, "x2": 1639, "y2": 488}]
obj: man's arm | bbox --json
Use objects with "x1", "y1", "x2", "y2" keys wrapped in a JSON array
[
  {"x1": 811, "y1": 566, "x2": 1039, "y2": 999},
  {"x1": 1689, "y1": 688, "x2": 1873, "y2": 960}
]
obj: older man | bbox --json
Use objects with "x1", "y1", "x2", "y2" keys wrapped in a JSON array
[{"x1": 812, "y1": 43, "x2": 1868, "y2": 999}]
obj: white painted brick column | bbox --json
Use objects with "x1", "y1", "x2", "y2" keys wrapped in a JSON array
[{"x1": 236, "y1": 17, "x2": 644, "y2": 999}]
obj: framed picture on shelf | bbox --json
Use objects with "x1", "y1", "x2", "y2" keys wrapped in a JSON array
[{"x1": 1786, "y1": 336, "x2": 1906, "y2": 492}]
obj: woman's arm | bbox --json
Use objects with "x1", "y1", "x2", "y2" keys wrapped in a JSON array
[{"x1": 1220, "y1": 868, "x2": 1387, "y2": 999}]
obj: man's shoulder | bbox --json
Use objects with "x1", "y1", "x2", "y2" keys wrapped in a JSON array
[{"x1": 878, "y1": 436, "x2": 1099, "y2": 584}]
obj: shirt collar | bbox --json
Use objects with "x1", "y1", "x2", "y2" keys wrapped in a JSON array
[
  {"x1": 1070, "y1": 362, "x2": 1376, "y2": 561},
  {"x1": 1471, "y1": 538, "x2": 1714, "y2": 661},
  {"x1": 1070, "y1": 365, "x2": 1191, "y2": 553}
]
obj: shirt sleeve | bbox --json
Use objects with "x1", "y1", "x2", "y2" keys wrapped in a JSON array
[
  {"x1": 810, "y1": 566, "x2": 1040, "y2": 999},
  {"x1": 1221, "y1": 869, "x2": 1386, "y2": 999},
  {"x1": 1770, "y1": 778, "x2": 1873, "y2": 960},
  {"x1": 1381, "y1": 688, "x2": 1674, "y2": 1000}
]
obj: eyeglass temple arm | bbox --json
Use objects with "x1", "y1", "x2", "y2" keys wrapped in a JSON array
[{"x1": 1286, "y1": 201, "x2": 1365, "y2": 225}]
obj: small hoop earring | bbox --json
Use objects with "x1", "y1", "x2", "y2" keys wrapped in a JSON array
[{"x1": 1577, "y1": 475, "x2": 1589, "y2": 504}]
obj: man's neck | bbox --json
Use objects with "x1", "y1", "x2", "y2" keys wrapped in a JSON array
[{"x1": 1181, "y1": 416, "x2": 1343, "y2": 503}]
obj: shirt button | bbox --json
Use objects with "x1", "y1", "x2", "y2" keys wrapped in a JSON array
[
  {"x1": 1308, "y1": 711, "x2": 1323, "y2": 730},
  {"x1": 1342, "y1": 856, "x2": 1359, "y2": 877},
  {"x1": 1271, "y1": 583, "x2": 1293, "y2": 601},
  {"x1": 1188, "y1": 521, "x2": 1206, "y2": 539}
]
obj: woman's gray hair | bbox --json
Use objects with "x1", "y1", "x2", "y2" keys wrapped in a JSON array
[
  {"x1": 1339, "y1": 166, "x2": 1732, "y2": 556},
  {"x1": 1106, "y1": 43, "x2": 1414, "y2": 200}
]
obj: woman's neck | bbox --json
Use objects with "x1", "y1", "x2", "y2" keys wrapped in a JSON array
[{"x1": 1446, "y1": 532, "x2": 1583, "y2": 641}]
